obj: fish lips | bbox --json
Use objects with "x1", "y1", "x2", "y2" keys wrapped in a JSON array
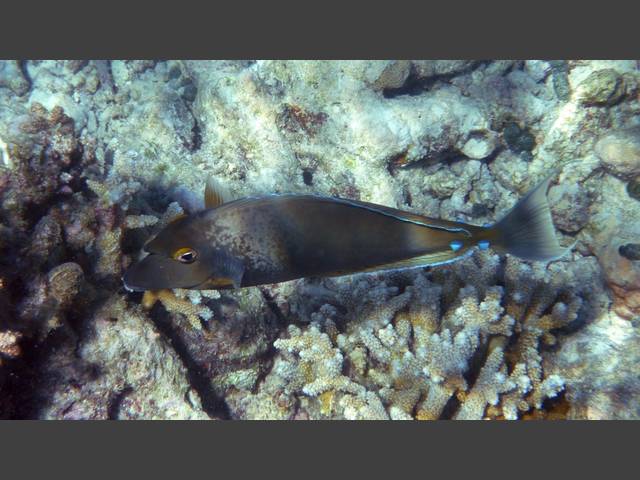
[{"x1": 123, "y1": 253, "x2": 208, "y2": 291}]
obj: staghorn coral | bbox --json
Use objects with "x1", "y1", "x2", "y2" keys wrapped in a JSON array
[
  {"x1": 274, "y1": 324, "x2": 365, "y2": 398},
  {"x1": 249, "y1": 251, "x2": 603, "y2": 420},
  {"x1": 454, "y1": 337, "x2": 524, "y2": 420},
  {"x1": 142, "y1": 288, "x2": 216, "y2": 329}
]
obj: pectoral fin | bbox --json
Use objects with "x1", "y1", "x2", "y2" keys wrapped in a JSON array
[
  {"x1": 198, "y1": 277, "x2": 238, "y2": 289},
  {"x1": 221, "y1": 254, "x2": 244, "y2": 288},
  {"x1": 198, "y1": 251, "x2": 245, "y2": 289}
]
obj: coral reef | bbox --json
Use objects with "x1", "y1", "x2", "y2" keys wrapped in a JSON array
[
  {"x1": 0, "y1": 60, "x2": 638, "y2": 419},
  {"x1": 35, "y1": 296, "x2": 209, "y2": 420},
  {"x1": 233, "y1": 252, "x2": 604, "y2": 420}
]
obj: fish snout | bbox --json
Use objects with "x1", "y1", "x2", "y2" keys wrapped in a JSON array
[{"x1": 122, "y1": 259, "x2": 153, "y2": 292}]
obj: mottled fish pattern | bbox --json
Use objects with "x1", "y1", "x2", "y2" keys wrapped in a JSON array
[{"x1": 123, "y1": 175, "x2": 570, "y2": 292}]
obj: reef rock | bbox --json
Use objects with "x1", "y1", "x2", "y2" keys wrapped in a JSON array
[
  {"x1": 547, "y1": 312, "x2": 640, "y2": 419},
  {"x1": 36, "y1": 296, "x2": 209, "y2": 420},
  {"x1": 576, "y1": 68, "x2": 625, "y2": 106},
  {"x1": 595, "y1": 127, "x2": 640, "y2": 177},
  {"x1": 0, "y1": 61, "x2": 30, "y2": 96}
]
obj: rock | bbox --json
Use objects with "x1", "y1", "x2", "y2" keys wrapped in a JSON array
[
  {"x1": 628, "y1": 179, "x2": 640, "y2": 200},
  {"x1": 0, "y1": 61, "x2": 30, "y2": 96},
  {"x1": 622, "y1": 72, "x2": 639, "y2": 99},
  {"x1": 548, "y1": 182, "x2": 591, "y2": 233},
  {"x1": 549, "y1": 60, "x2": 570, "y2": 101},
  {"x1": 597, "y1": 239, "x2": 640, "y2": 319},
  {"x1": 595, "y1": 127, "x2": 640, "y2": 177},
  {"x1": 38, "y1": 296, "x2": 210, "y2": 420},
  {"x1": 168, "y1": 65, "x2": 182, "y2": 80},
  {"x1": 461, "y1": 131, "x2": 497, "y2": 160},
  {"x1": 372, "y1": 60, "x2": 411, "y2": 91},
  {"x1": 181, "y1": 79, "x2": 198, "y2": 103},
  {"x1": 65, "y1": 60, "x2": 88, "y2": 74},
  {"x1": 576, "y1": 68, "x2": 625, "y2": 106},
  {"x1": 126, "y1": 60, "x2": 157, "y2": 75},
  {"x1": 525, "y1": 60, "x2": 552, "y2": 83},
  {"x1": 619, "y1": 243, "x2": 640, "y2": 261},
  {"x1": 411, "y1": 60, "x2": 476, "y2": 78},
  {"x1": 548, "y1": 313, "x2": 640, "y2": 419},
  {"x1": 524, "y1": 60, "x2": 551, "y2": 82},
  {"x1": 503, "y1": 122, "x2": 536, "y2": 155}
]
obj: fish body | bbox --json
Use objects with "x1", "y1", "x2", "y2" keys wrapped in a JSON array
[{"x1": 123, "y1": 175, "x2": 570, "y2": 292}]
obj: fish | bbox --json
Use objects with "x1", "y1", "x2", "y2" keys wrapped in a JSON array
[{"x1": 123, "y1": 174, "x2": 571, "y2": 292}]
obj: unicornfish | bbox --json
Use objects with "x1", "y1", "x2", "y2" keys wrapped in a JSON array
[{"x1": 123, "y1": 174, "x2": 571, "y2": 291}]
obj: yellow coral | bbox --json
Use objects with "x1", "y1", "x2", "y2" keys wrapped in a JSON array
[
  {"x1": 319, "y1": 390, "x2": 336, "y2": 416},
  {"x1": 142, "y1": 289, "x2": 210, "y2": 330}
]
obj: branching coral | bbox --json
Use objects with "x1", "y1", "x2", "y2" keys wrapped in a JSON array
[
  {"x1": 274, "y1": 324, "x2": 365, "y2": 398},
  {"x1": 141, "y1": 288, "x2": 216, "y2": 329},
  {"x1": 257, "y1": 250, "x2": 601, "y2": 420}
]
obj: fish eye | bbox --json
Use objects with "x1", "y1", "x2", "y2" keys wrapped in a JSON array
[{"x1": 173, "y1": 247, "x2": 198, "y2": 264}]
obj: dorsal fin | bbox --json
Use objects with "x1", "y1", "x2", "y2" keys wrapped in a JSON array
[{"x1": 204, "y1": 176, "x2": 231, "y2": 209}]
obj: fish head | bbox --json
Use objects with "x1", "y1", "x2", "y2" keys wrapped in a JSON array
[{"x1": 123, "y1": 213, "x2": 243, "y2": 291}]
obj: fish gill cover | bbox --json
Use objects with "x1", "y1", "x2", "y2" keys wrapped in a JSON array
[{"x1": 0, "y1": 60, "x2": 639, "y2": 419}]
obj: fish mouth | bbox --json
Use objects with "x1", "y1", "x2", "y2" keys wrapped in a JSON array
[
  {"x1": 120, "y1": 250, "x2": 150, "y2": 292},
  {"x1": 122, "y1": 279, "x2": 146, "y2": 292},
  {"x1": 122, "y1": 264, "x2": 151, "y2": 292},
  {"x1": 123, "y1": 253, "x2": 210, "y2": 291},
  {"x1": 122, "y1": 253, "x2": 165, "y2": 292}
]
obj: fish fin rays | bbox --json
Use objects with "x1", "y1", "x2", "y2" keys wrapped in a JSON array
[
  {"x1": 204, "y1": 175, "x2": 232, "y2": 209},
  {"x1": 364, "y1": 250, "x2": 467, "y2": 272},
  {"x1": 489, "y1": 172, "x2": 571, "y2": 262},
  {"x1": 196, "y1": 277, "x2": 239, "y2": 290},
  {"x1": 215, "y1": 252, "x2": 244, "y2": 289},
  {"x1": 324, "y1": 250, "x2": 467, "y2": 277}
]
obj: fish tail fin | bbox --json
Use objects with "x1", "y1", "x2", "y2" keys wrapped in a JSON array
[{"x1": 485, "y1": 173, "x2": 572, "y2": 262}]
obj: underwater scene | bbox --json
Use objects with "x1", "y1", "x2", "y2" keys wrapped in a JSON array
[{"x1": 0, "y1": 60, "x2": 638, "y2": 420}]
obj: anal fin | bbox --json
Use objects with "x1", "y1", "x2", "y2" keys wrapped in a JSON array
[
  {"x1": 323, "y1": 249, "x2": 468, "y2": 278},
  {"x1": 360, "y1": 249, "x2": 468, "y2": 273}
]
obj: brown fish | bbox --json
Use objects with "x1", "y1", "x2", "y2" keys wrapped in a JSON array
[{"x1": 123, "y1": 174, "x2": 570, "y2": 292}]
